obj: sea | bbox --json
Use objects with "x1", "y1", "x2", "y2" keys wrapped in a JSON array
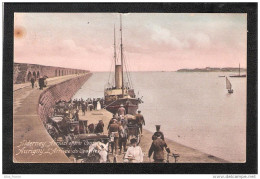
[{"x1": 73, "y1": 72, "x2": 247, "y2": 163}]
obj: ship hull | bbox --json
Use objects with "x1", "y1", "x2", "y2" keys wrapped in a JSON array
[{"x1": 105, "y1": 98, "x2": 140, "y2": 115}]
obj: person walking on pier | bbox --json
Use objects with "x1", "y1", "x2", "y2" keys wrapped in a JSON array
[
  {"x1": 93, "y1": 98, "x2": 97, "y2": 110},
  {"x1": 118, "y1": 104, "x2": 126, "y2": 116},
  {"x1": 81, "y1": 103, "x2": 86, "y2": 116},
  {"x1": 73, "y1": 109, "x2": 79, "y2": 121},
  {"x1": 119, "y1": 119, "x2": 128, "y2": 154},
  {"x1": 135, "y1": 110, "x2": 145, "y2": 135},
  {"x1": 30, "y1": 77, "x2": 35, "y2": 89},
  {"x1": 108, "y1": 119, "x2": 120, "y2": 155},
  {"x1": 148, "y1": 134, "x2": 171, "y2": 163},
  {"x1": 85, "y1": 101, "x2": 88, "y2": 112},
  {"x1": 95, "y1": 120, "x2": 104, "y2": 134},
  {"x1": 153, "y1": 125, "x2": 165, "y2": 141},
  {"x1": 124, "y1": 138, "x2": 143, "y2": 163},
  {"x1": 89, "y1": 101, "x2": 94, "y2": 111},
  {"x1": 107, "y1": 114, "x2": 118, "y2": 130},
  {"x1": 39, "y1": 77, "x2": 44, "y2": 90}
]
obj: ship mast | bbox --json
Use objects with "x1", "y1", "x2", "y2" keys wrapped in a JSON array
[
  {"x1": 114, "y1": 24, "x2": 117, "y2": 86},
  {"x1": 114, "y1": 25, "x2": 117, "y2": 64},
  {"x1": 120, "y1": 14, "x2": 124, "y2": 97}
]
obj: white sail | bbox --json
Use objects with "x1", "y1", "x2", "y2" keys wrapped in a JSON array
[{"x1": 226, "y1": 77, "x2": 232, "y2": 90}]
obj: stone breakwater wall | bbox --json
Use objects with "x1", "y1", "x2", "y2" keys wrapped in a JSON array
[
  {"x1": 14, "y1": 62, "x2": 89, "y2": 84},
  {"x1": 38, "y1": 73, "x2": 92, "y2": 124}
]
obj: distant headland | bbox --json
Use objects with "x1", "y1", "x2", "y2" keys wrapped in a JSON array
[{"x1": 177, "y1": 67, "x2": 247, "y2": 72}]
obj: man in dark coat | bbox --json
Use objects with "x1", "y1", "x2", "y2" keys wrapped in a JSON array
[
  {"x1": 95, "y1": 120, "x2": 104, "y2": 134},
  {"x1": 108, "y1": 119, "x2": 120, "y2": 155},
  {"x1": 93, "y1": 98, "x2": 97, "y2": 110},
  {"x1": 148, "y1": 134, "x2": 171, "y2": 163},
  {"x1": 81, "y1": 103, "x2": 86, "y2": 116},
  {"x1": 107, "y1": 114, "x2": 118, "y2": 130},
  {"x1": 119, "y1": 119, "x2": 128, "y2": 154},
  {"x1": 39, "y1": 77, "x2": 44, "y2": 90},
  {"x1": 73, "y1": 109, "x2": 79, "y2": 121},
  {"x1": 31, "y1": 77, "x2": 35, "y2": 88},
  {"x1": 135, "y1": 110, "x2": 145, "y2": 135},
  {"x1": 153, "y1": 125, "x2": 165, "y2": 141}
]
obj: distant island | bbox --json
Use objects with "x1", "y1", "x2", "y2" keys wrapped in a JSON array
[{"x1": 177, "y1": 67, "x2": 247, "y2": 72}]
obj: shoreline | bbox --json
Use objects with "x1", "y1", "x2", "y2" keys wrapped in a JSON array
[{"x1": 141, "y1": 128, "x2": 229, "y2": 163}]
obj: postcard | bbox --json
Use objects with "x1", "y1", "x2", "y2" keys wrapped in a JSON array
[{"x1": 4, "y1": 2, "x2": 257, "y2": 174}]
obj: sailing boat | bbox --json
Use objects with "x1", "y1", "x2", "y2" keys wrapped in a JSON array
[
  {"x1": 226, "y1": 77, "x2": 234, "y2": 94},
  {"x1": 229, "y1": 63, "x2": 246, "y2": 78},
  {"x1": 104, "y1": 15, "x2": 143, "y2": 115}
]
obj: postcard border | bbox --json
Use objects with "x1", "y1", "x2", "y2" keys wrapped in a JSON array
[{"x1": 3, "y1": 2, "x2": 258, "y2": 174}]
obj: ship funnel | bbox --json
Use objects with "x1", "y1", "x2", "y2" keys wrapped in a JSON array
[{"x1": 115, "y1": 65, "x2": 123, "y2": 89}]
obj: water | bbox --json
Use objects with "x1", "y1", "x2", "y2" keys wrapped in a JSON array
[{"x1": 73, "y1": 72, "x2": 246, "y2": 162}]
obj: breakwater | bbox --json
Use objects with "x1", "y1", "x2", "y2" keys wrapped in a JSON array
[
  {"x1": 38, "y1": 73, "x2": 92, "y2": 124},
  {"x1": 13, "y1": 62, "x2": 89, "y2": 84},
  {"x1": 13, "y1": 73, "x2": 92, "y2": 163}
]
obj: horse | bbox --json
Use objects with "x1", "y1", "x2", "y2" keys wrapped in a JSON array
[{"x1": 87, "y1": 142, "x2": 109, "y2": 163}]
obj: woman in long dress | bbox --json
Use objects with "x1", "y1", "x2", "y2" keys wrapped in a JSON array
[{"x1": 97, "y1": 101, "x2": 101, "y2": 110}]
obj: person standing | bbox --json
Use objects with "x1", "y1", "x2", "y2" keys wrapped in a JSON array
[
  {"x1": 153, "y1": 125, "x2": 165, "y2": 141},
  {"x1": 148, "y1": 134, "x2": 171, "y2": 163},
  {"x1": 108, "y1": 119, "x2": 120, "y2": 155},
  {"x1": 135, "y1": 110, "x2": 145, "y2": 135},
  {"x1": 81, "y1": 103, "x2": 86, "y2": 116},
  {"x1": 118, "y1": 104, "x2": 126, "y2": 116},
  {"x1": 95, "y1": 120, "x2": 104, "y2": 134},
  {"x1": 89, "y1": 102, "x2": 94, "y2": 111},
  {"x1": 85, "y1": 101, "x2": 88, "y2": 112},
  {"x1": 107, "y1": 114, "x2": 118, "y2": 130},
  {"x1": 31, "y1": 77, "x2": 35, "y2": 89},
  {"x1": 124, "y1": 138, "x2": 143, "y2": 163},
  {"x1": 93, "y1": 98, "x2": 97, "y2": 110},
  {"x1": 39, "y1": 77, "x2": 44, "y2": 90},
  {"x1": 97, "y1": 100, "x2": 101, "y2": 110},
  {"x1": 119, "y1": 119, "x2": 128, "y2": 154},
  {"x1": 73, "y1": 109, "x2": 79, "y2": 121}
]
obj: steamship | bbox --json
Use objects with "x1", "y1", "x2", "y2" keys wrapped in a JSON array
[{"x1": 104, "y1": 15, "x2": 143, "y2": 115}]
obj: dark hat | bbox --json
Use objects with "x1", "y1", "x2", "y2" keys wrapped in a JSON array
[
  {"x1": 156, "y1": 125, "x2": 160, "y2": 129},
  {"x1": 138, "y1": 110, "x2": 141, "y2": 113},
  {"x1": 130, "y1": 138, "x2": 137, "y2": 144}
]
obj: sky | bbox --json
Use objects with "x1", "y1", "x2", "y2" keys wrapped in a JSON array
[{"x1": 14, "y1": 13, "x2": 247, "y2": 71}]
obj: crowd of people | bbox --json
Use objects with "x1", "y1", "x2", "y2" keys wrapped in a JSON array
[
  {"x1": 30, "y1": 76, "x2": 48, "y2": 90},
  {"x1": 72, "y1": 98, "x2": 105, "y2": 115},
  {"x1": 121, "y1": 124, "x2": 171, "y2": 163},
  {"x1": 52, "y1": 99, "x2": 171, "y2": 163},
  {"x1": 106, "y1": 105, "x2": 170, "y2": 163}
]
